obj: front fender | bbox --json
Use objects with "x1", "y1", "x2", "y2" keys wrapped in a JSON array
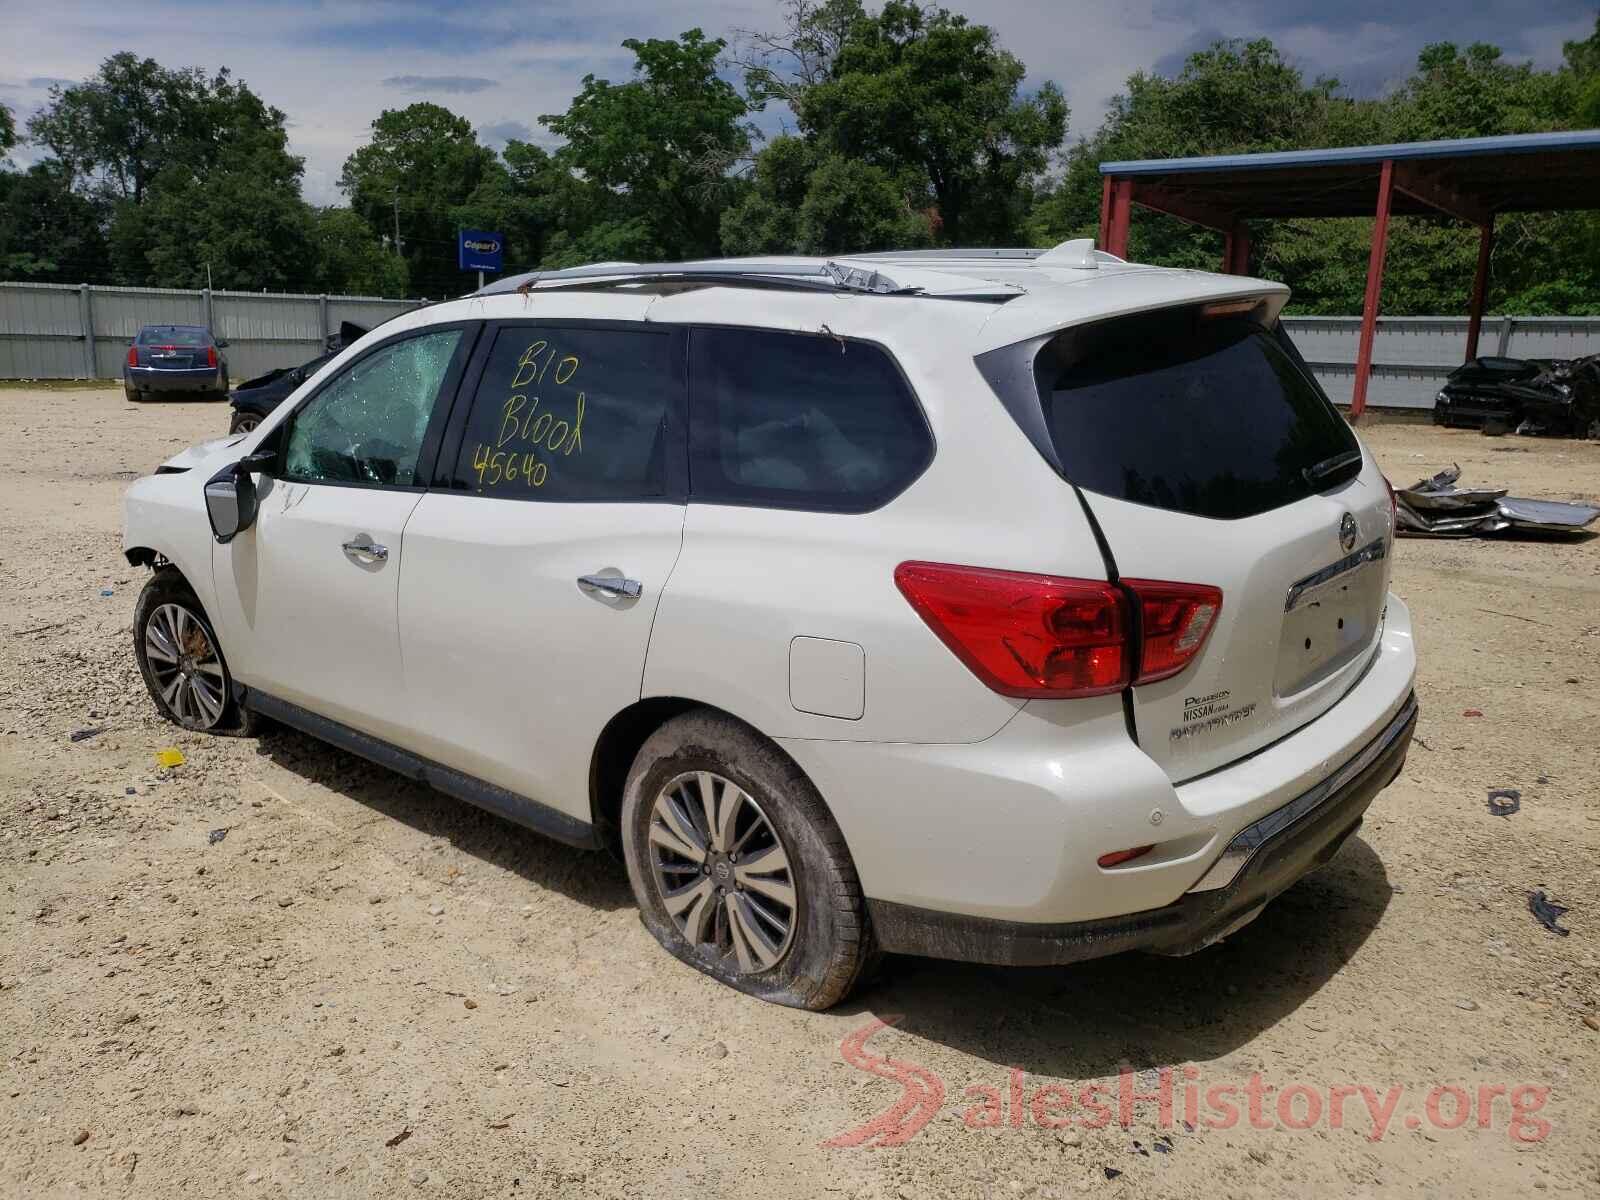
[{"x1": 123, "y1": 471, "x2": 219, "y2": 620}]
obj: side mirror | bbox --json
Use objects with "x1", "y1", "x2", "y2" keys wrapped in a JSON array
[
  {"x1": 215, "y1": 338, "x2": 230, "y2": 348},
  {"x1": 204, "y1": 460, "x2": 261, "y2": 543}
]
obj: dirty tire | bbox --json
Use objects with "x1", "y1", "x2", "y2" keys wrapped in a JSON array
[
  {"x1": 133, "y1": 567, "x2": 251, "y2": 735},
  {"x1": 621, "y1": 710, "x2": 876, "y2": 1010},
  {"x1": 125, "y1": 387, "x2": 142, "y2": 403},
  {"x1": 228, "y1": 411, "x2": 261, "y2": 435}
]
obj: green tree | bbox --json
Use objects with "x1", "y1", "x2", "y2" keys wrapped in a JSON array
[
  {"x1": 721, "y1": 135, "x2": 931, "y2": 254},
  {"x1": 27, "y1": 54, "x2": 315, "y2": 288},
  {"x1": 308, "y1": 207, "x2": 409, "y2": 296},
  {"x1": 0, "y1": 102, "x2": 15, "y2": 155},
  {"x1": 540, "y1": 29, "x2": 753, "y2": 263},
  {"x1": 1387, "y1": 42, "x2": 1570, "y2": 140},
  {"x1": 741, "y1": 1, "x2": 1064, "y2": 246},
  {"x1": 450, "y1": 147, "x2": 551, "y2": 275},
  {"x1": 339, "y1": 103, "x2": 500, "y2": 296},
  {"x1": 0, "y1": 162, "x2": 109, "y2": 280},
  {"x1": 1029, "y1": 38, "x2": 1346, "y2": 265},
  {"x1": 27, "y1": 53, "x2": 218, "y2": 203},
  {"x1": 1563, "y1": 16, "x2": 1600, "y2": 124}
]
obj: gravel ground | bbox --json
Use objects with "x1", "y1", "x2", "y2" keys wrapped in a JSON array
[{"x1": 2, "y1": 388, "x2": 1598, "y2": 1199}]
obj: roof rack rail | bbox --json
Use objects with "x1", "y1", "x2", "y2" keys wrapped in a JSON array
[
  {"x1": 476, "y1": 259, "x2": 920, "y2": 298},
  {"x1": 852, "y1": 241, "x2": 1119, "y2": 268},
  {"x1": 851, "y1": 247, "x2": 1048, "y2": 261}
]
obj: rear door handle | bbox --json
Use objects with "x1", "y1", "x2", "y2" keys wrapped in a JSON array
[
  {"x1": 342, "y1": 539, "x2": 389, "y2": 564},
  {"x1": 577, "y1": 573, "x2": 641, "y2": 599}
]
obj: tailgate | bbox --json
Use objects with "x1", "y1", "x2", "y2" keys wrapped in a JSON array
[
  {"x1": 984, "y1": 298, "x2": 1395, "y2": 782},
  {"x1": 1082, "y1": 471, "x2": 1392, "y2": 780}
]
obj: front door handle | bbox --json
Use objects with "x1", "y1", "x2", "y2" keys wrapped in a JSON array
[
  {"x1": 577, "y1": 573, "x2": 642, "y2": 599},
  {"x1": 342, "y1": 539, "x2": 389, "y2": 564}
]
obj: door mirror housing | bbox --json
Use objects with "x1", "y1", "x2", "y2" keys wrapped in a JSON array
[
  {"x1": 205, "y1": 460, "x2": 260, "y2": 543},
  {"x1": 215, "y1": 338, "x2": 229, "y2": 348}
]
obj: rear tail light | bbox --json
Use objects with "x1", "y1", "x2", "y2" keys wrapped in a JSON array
[
  {"x1": 206, "y1": 345, "x2": 218, "y2": 368},
  {"x1": 895, "y1": 562, "x2": 1222, "y2": 699},
  {"x1": 127, "y1": 346, "x2": 138, "y2": 367},
  {"x1": 1122, "y1": 579, "x2": 1223, "y2": 684},
  {"x1": 894, "y1": 562, "x2": 1130, "y2": 698}
]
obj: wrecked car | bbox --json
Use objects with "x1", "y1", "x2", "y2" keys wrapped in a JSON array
[
  {"x1": 1433, "y1": 353, "x2": 1600, "y2": 438},
  {"x1": 227, "y1": 321, "x2": 367, "y2": 435}
]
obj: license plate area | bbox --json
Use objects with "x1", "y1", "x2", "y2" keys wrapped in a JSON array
[{"x1": 1277, "y1": 539, "x2": 1386, "y2": 696}]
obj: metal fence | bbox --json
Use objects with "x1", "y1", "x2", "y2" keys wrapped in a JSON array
[
  {"x1": 3, "y1": 279, "x2": 1598, "y2": 409},
  {"x1": 0, "y1": 281, "x2": 424, "y2": 382},
  {"x1": 1281, "y1": 314, "x2": 1600, "y2": 410}
]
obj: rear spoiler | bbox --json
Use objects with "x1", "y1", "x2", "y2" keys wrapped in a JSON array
[{"x1": 974, "y1": 272, "x2": 1289, "y2": 357}]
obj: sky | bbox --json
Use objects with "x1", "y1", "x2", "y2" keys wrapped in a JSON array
[{"x1": 1, "y1": 0, "x2": 1594, "y2": 205}]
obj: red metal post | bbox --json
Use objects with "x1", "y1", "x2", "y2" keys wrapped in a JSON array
[
  {"x1": 1350, "y1": 160, "x2": 1394, "y2": 421},
  {"x1": 1222, "y1": 223, "x2": 1251, "y2": 274},
  {"x1": 1464, "y1": 218, "x2": 1494, "y2": 362},
  {"x1": 1098, "y1": 176, "x2": 1113, "y2": 251},
  {"x1": 1106, "y1": 179, "x2": 1132, "y2": 259}
]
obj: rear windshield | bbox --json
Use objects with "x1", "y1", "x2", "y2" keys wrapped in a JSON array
[
  {"x1": 139, "y1": 327, "x2": 209, "y2": 346},
  {"x1": 1030, "y1": 308, "x2": 1359, "y2": 520}
]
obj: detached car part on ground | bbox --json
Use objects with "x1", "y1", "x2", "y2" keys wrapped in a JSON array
[
  {"x1": 1395, "y1": 463, "x2": 1600, "y2": 537},
  {"x1": 1433, "y1": 353, "x2": 1600, "y2": 439},
  {"x1": 122, "y1": 245, "x2": 1417, "y2": 1009},
  {"x1": 227, "y1": 321, "x2": 368, "y2": 434},
  {"x1": 124, "y1": 325, "x2": 229, "y2": 402}
]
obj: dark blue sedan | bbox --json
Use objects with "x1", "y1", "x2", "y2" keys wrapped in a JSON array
[{"x1": 124, "y1": 325, "x2": 230, "y2": 402}]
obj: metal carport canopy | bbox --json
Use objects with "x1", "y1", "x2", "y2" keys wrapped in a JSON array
[{"x1": 1096, "y1": 129, "x2": 1600, "y2": 417}]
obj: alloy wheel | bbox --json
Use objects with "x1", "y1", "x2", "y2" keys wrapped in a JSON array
[
  {"x1": 647, "y1": 770, "x2": 798, "y2": 974},
  {"x1": 144, "y1": 603, "x2": 227, "y2": 728}
]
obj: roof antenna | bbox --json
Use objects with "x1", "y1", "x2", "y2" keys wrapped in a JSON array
[{"x1": 1035, "y1": 238, "x2": 1101, "y2": 269}]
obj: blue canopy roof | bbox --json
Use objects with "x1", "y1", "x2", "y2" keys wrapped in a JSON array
[{"x1": 1099, "y1": 130, "x2": 1600, "y2": 218}]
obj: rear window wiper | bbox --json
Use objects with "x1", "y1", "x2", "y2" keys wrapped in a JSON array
[{"x1": 1302, "y1": 449, "x2": 1362, "y2": 490}]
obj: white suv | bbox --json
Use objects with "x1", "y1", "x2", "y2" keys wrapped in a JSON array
[{"x1": 123, "y1": 243, "x2": 1417, "y2": 1009}]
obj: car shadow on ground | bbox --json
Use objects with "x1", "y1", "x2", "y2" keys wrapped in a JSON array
[
  {"x1": 252, "y1": 725, "x2": 635, "y2": 914},
  {"x1": 250, "y1": 722, "x2": 1390, "y2": 1073},
  {"x1": 843, "y1": 836, "x2": 1393, "y2": 1078}
]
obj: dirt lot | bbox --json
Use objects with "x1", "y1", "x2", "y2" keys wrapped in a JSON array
[{"x1": 2, "y1": 388, "x2": 1597, "y2": 1199}]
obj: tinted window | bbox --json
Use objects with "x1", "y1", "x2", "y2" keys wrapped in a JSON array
[
  {"x1": 1031, "y1": 308, "x2": 1359, "y2": 520},
  {"x1": 452, "y1": 324, "x2": 677, "y2": 500},
  {"x1": 140, "y1": 327, "x2": 209, "y2": 346},
  {"x1": 283, "y1": 328, "x2": 463, "y2": 487},
  {"x1": 688, "y1": 328, "x2": 931, "y2": 512}
]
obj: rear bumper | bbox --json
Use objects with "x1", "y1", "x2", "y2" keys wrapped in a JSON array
[
  {"x1": 126, "y1": 366, "x2": 224, "y2": 393},
  {"x1": 867, "y1": 692, "x2": 1415, "y2": 965},
  {"x1": 781, "y1": 593, "x2": 1417, "y2": 956}
]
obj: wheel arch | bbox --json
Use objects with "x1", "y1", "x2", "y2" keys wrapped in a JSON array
[{"x1": 588, "y1": 696, "x2": 833, "y2": 857}]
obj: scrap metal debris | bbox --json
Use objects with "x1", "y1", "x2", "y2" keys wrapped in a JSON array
[
  {"x1": 69, "y1": 726, "x2": 107, "y2": 743},
  {"x1": 1528, "y1": 890, "x2": 1571, "y2": 937},
  {"x1": 1395, "y1": 464, "x2": 1600, "y2": 538},
  {"x1": 1487, "y1": 788, "x2": 1521, "y2": 817},
  {"x1": 207, "y1": 827, "x2": 228, "y2": 845}
]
